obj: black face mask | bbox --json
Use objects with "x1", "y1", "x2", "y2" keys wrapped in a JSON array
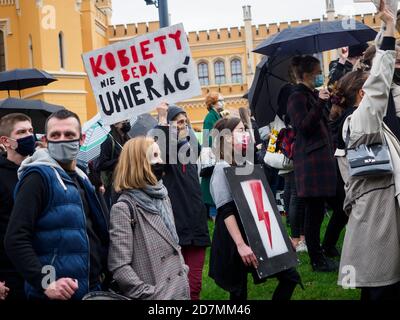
[
  {"x1": 151, "y1": 163, "x2": 165, "y2": 181},
  {"x1": 13, "y1": 135, "x2": 36, "y2": 156},
  {"x1": 121, "y1": 122, "x2": 131, "y2": 133},
  {"x1": 394, "y1": 69, "x2": 400, "y2": 85}
]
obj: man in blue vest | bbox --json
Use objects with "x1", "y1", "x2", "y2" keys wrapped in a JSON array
[{"x1": 5, "y1": 110, "x2": 109, "y2": 300}]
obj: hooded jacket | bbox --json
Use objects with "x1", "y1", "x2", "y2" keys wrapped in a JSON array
[
  {"x1": 151, "y1": 106, "x2": 211, "y2": 247},
  {"x1": 4, "y1": 149, "x2": 108, "y2": 300}
]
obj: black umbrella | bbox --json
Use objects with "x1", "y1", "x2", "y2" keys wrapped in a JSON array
[
  {"x1": 0, "y1": 98, "x2": 64, "y2": 133},
  {"x1": 129, "y1": 113, "x2": 158, "y2": 138},
  {"x1": 248, "y1": 56, "x2": 292, "y2": 127},
  {"x1": 0, "y1": 68, "x2": 57, "y2": 96},
  {"x1": 253, "y1": 19, "x2": 377, "y2": 57}
]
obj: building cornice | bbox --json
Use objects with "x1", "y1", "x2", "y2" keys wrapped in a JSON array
[{"x1": 22, "y1": 89, "x2": 88, "y2": 99}]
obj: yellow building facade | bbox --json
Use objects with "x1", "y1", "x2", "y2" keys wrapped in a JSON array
[{"x1": 0, "y1": 0, "x2": 381, "y2": 128}]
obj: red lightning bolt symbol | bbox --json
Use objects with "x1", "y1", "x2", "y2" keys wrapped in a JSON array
[{"x1": 249, "y1": 180, "x2": 273, "y2": 249}]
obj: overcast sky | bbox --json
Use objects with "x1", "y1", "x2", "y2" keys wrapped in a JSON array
[{"x1": 111, "y1": 0, "x2": 379, "y2": 32}]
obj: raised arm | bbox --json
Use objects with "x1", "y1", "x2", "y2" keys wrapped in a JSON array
[{"x1": 349, "y1": 3, "x2": 396, "y2": 141}]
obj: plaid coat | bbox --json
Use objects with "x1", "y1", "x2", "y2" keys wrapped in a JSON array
[
  {"x1": 108, "y1": 193, "x2": 190, "y2": 300},
  {"x1": 287, "y1": 84, "x2": 337, "y2": 198}
]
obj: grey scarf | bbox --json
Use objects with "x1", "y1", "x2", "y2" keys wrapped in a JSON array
[{"x1": 127, "y1": 182, "x2": 179, "y2": 244}]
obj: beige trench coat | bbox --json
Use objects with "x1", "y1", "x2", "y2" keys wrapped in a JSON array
[{"x1": 336, "y1": 48, "x2": 400, "y2": 287}]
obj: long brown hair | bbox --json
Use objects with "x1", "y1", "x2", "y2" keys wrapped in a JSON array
[
  {"x1": 114, "y1": 136, "x2": 158, "y2": 192},
  {"x1": 329, "y1": 70, "x2": 369, "y2": 121},
  {"x1": 212, "y1": 117, "x2": 242, "y2": 162}
]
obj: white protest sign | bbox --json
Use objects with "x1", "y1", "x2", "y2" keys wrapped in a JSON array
[
  {"x1": 353, "y1": 0, "x2": 398, "y2": 11},
  {"x1": 82, "y1": 23, "x2": 201, "y2": 125}
]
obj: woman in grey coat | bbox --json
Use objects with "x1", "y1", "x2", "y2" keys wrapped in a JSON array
[
  {"x1": 334, "y1": 5, "x2": 400, "y2": 300},
  {"x1": 108, "y1": 137, "x2": 190, "y2": 300}
]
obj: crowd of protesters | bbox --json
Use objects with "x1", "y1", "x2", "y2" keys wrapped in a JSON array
[{"x1": 1, "y1": 1, "x2": 400, "y2": 302}]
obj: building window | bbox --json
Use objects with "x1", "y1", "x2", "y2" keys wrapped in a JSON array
[
  {"x1": 214, "y1": 60, "x2": 225, "y2": 85},
  {"x1": 231, "y1": 59, "x2": 242, "y2": 83},
  {"x1": 58, "y1": 32, "x2": 65, "y2": 69},
  {"x1": 198, "y1": 62, "x2": 209, "y2": 86},
  {"x1": 28, "y1": 35, "x2": 34, "y2": 68},
  {"x1": 0, "y1": 30, "x2": 5, "y2": 72}
]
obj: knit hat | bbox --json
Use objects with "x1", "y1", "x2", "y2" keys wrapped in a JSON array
[{"x1": 167, "y1": 105, "x2": 186, "y2": 122}]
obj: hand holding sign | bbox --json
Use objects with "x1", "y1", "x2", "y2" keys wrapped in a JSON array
[
  {"x1": 237, "y1": 243, "x2": 259, "y2": 268},
  {"x1": 156, "y1": 102, "x2": 169, "y2": 125},
  {"x1": 82, "y1": 24, "x2": 201, "y2": 126}
]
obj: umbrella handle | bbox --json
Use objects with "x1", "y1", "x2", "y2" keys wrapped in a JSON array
[{"x1": 97, "y1": 121, "x2": 124, "y2": 150}]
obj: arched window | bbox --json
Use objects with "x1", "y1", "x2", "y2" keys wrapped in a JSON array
[
  {"x1": 231, "y1": 59, "x2": 242, "y2": 83},
  {"x1": 58, "y1": 32, "x2": 65, "y2": 69},
  {"x1": 214, "y1": 60, "x2": 225, "y2": 85},
  {"x1": 28, "y1": 35, "x2": 34, "y2": 68},
  {"x1": 198, "y1": 62, "x2": 209, "y2": 86},
  {"x1": 0, "y1": 30, "x2": 5, "y2": 72}
]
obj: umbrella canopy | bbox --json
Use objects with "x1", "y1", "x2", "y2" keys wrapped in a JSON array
[
  {"x1": 128, "y1": 113, "x2": 158, "y2": 138},
  {"x1": 253, "y1": 19, "x2": 377, "y2": 57},
  {"x1": 248, "y1": 56, "x2": 292, "y2": 127},
  {"x1": 78, "y1": 114, "x2": 111, "y2": 164},
  {"x1": 0, "y1": 98, "x2": 64, "y2": 133},
  {"x1": 0, "y1": 68, "x2": 57, "y2": 92},
  {"x1": 78, "y1": 113, "x2": 147, "y2": 164}
]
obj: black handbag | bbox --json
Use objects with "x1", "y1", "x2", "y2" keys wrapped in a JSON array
[{"x1": 345, "y1": 126, "x2": 393, "y2": 177}]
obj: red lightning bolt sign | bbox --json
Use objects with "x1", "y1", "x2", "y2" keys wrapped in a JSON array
[{"x1": 249, "y1": 180, "x2": 273, "y2": 249}]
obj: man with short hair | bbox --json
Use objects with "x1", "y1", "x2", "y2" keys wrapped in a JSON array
[
  {"x1": 5, "y1": 110, "x2": 109, "y2": 300},
  {"x1": 0, "y1": 113, "x2": 36, "y2": 300}
]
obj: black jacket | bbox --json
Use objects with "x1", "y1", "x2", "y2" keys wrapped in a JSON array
[
  {"x1": 328, "y1": 59, "x2": 354, "y2": 87},
  {"x1": 0, "y1": 155, "x2": 26, "y2": 299},
  {"x1": 153, "y1": 125, "x2": 211, "y2": 247},
  {"x1": 0, "y1": 155, "x2": 20, "y2": 271},
  {"x1": 97, "y1": 128, "x2": 129, "y2": 174}
]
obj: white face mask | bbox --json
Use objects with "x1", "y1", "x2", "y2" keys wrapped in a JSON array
[
  {"x1": 47, "y1": 140, "x2": 80, "y2": 164},
  {"x1": 216, "y1": 98, "x2": 225, "y2": 111}
]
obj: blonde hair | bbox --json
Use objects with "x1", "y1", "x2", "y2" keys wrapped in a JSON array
[{"x1": 114, "y1": 136, "x2": 158, "y2": 192}]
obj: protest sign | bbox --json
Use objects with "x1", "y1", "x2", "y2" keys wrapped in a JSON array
[
  {"x1": 224, "y1": 165, "x2": 298, "y2": 279},
  {"x1": 82, "y1": 23, "x2": 201, "y2": 125}
]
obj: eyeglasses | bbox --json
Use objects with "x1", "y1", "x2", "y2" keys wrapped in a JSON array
[{"x1": 176, "y1": 119, "x2": 187, "y2": 125}]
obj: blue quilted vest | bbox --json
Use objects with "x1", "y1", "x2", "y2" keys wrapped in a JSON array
[{"x1": 15, "y1": 165, "x2": 108, "y2": 300}]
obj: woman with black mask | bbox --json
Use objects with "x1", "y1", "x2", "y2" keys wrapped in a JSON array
[{"x1": 97, "y1": 119, "x2": 131, "y2": 209}]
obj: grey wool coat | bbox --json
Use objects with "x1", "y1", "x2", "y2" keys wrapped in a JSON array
[
  {"x1": 336, "y1": 48, "x2": 400, "y2": 288},
  {"x1": 108, "y1": 193, "x2": 190, "y2": 300}
]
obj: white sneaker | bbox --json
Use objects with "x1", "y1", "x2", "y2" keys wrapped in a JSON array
[{"x1": 296, "y1": 240, "x2": 308, "y2": 253}]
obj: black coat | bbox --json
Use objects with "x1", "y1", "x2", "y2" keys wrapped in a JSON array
[
  {"x1": 0, "y1": 154, "x2": 25, "y2": 298},
  {"x1": 287, "y1": 84, "x2": 337, "y2": 198},
  {"x1": 0, "y1": 155, "x2": 19, "y2": 271},
  {"x1": 328, "y1": 59, "x2": 354, "y2": 87},
  {"x1": 154, "y1": 126, "x2": 211, "y2": 247}
]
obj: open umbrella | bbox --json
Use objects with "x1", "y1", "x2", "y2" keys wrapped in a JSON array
[
  {"x1": 128, "y1": 113, "x2": 157, "y2": 138},
  {"x1": 253, "y1": 19, "x2": 377, "y2": 57},
  {"x1": 0, "y1": 98, "x2": 64, "y2": 133},
  {"x1": 78, "y1": 114, "x2": 112, "y2": 164},
  {"x1": 78, "y1": 113, "x2": 145, "y2": 164},
  {"x1": 248, "y1": 56, "x2": 292, "y2": 127},
  {"x1": 0, "y1": 68, "x2": 57, "y2": 96}
]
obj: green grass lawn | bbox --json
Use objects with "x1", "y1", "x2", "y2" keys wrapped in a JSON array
[{"x1": 200, "y1": 214, "x2": 360, "y2": 300}]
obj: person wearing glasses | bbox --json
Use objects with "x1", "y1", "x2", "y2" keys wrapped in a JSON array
[{"x1": 153, "y1": 103, "x2": 211, "y2": 300}]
